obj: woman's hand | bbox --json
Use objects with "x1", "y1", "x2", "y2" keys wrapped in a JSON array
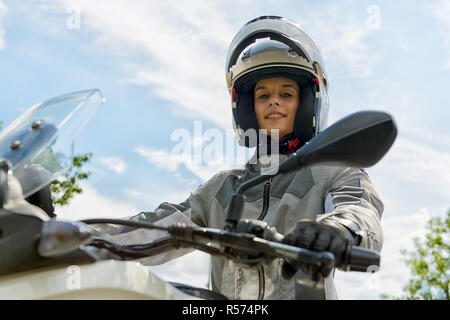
[{"x1": 281, "y1": 220, "x2": 354, "y2": 278}]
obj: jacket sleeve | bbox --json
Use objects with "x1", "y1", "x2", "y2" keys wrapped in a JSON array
[
  {"x1": 316, "y1": 167, "x2": 384, "y2": 251},
  {"x1": 124, "y1": 169, "x2": 229, "y2": 230},
  {"x1": 96, "y1": 171, "x2": 228, "y2": 265},
  {"x1": 89, "y1": 198, "x2": 199, "y2": 266}
]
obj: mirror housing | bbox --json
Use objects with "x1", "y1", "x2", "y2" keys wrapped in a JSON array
[{"x1": 278, "y1": 110, "x2": 397, "y2": 173}]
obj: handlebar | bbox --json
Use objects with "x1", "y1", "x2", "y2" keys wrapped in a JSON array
[
  {"x1": 167, "y1": 224, "x2": 380, "y2": 273},
  {"x1": 79, "y1": 219, "x2": 380, "y2": 279}
]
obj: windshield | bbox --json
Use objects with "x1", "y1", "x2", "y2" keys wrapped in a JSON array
[{"x1": 0, "y1": 89, "x2": 104, "y2": 198}]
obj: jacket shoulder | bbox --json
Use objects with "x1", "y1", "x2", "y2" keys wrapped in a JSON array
[
  {"x1": 310, "y1": 165, "x2": 370, "y2": 182},
  {"x1": 192, "y1": 168, "x2": 246, "y2": 201}
]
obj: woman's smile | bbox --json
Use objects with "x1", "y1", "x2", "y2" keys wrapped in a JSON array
[{"x1": 265, "y1": 111, "x2": 287, "y2": 119}]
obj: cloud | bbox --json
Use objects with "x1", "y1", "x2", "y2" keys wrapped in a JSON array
[
  {"x1": 134, "y1": 124, "x2": 254, "y2": 182},
  {"x1": 431, "y1": 0, "x2": 450, "y2": 69},
  {"x1": 134, "y1": 145, "x2": 243, "y2": 182},
  {"x1": 55, "y1": 182, "x2": 139, "y2": 220},
  {"x1": 334, "y1": 208, "x2": 432, "y2": 299},
  {"x1": 122, "y1": 187, "x2": 190, "y2": 210},
  {"x1": 378, "y1": 137, "x2": 450, "y2": 199},
  {"x1": 319, "y1": 26, "x2": 375, "y2": 79},
  {"x1": 96, "y1": 156, "x2": 127, "y2": 175},
  {"x1": 44, "y1": 0, "x2": 382, "y2": 130},
  {"x1": 134, "y1": 147, "x2": 181, "y2": 173},
  {"x1": 122, "y1": 188, "x2": 147, "y2": 200},
  {"x1": 52, "y1": 0, "x2": 237, "y2": 129},
  {"x1": 0, "y1": 0, "x2": 7, "y2": 49},
  {"x1": 299, "y1": 5, "x2": 380, "y2": 79}
]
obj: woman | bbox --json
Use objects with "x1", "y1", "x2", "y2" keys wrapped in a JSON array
[{"x1": 115, "y1": 16, "x2": 384, "y2": 300}]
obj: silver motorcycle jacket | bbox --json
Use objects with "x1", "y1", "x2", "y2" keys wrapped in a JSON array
[{"x1": 109, "y1": 153, "x2": 384, "y2": 300}]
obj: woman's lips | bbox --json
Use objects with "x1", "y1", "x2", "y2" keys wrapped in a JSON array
[{"x1": 265, "y1": 111, "x2": 286, "y2": 119}]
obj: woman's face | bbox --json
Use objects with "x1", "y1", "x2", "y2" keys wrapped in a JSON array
[{"x1": 254, "y1": 77, "x2": 300, "y2": 139}]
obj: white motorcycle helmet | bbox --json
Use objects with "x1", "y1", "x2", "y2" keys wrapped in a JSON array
[{"x1": 225, "y1": 15, "x2": 330, "y2": 147}]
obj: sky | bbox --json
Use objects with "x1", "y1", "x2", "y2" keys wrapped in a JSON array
[{"x1": 0, "y1": 0, "x2": 449, "y2": 299}]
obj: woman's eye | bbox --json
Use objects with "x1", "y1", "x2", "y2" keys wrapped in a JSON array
[
  {"x1": 257, "y1": 94, "x2": 269, "y2": 99},
  {"x1": 281, "y1": 93, "x2": 293, "y2": 97}
]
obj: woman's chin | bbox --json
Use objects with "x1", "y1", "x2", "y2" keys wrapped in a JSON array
[{"x1": 265, "y1": 129, "x2": 288, "y2": 139}]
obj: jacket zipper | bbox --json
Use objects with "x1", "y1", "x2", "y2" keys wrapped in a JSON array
[
  {"x1": 257, "y1": 178, "x2": 272, "y2": 220},
  {"x1": 257, "y1": 265, "x2": 265, "y2": 300},
  {"x1": 257, "y1": 177, "x2": 271, "y2": 299}
]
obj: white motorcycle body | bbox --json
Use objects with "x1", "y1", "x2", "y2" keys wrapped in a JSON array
[{"x1": 0, "y1": 260, "x2": 197, "y2": 300}]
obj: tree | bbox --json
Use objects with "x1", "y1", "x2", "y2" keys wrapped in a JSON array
[
  {"x1": 50, "y1": 152, "x2": 92, "y2": 206},
  {"x1": 382, "y1": 210, "x2": 449, "y2": 300}
]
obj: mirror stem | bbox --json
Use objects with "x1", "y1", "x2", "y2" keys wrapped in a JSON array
[{"x1": 224, "y1": 173, "x2": 277, "y2": 231}]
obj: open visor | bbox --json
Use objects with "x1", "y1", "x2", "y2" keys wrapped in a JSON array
[
  {"x1": 225, "y1": 16, "x2": 325, "y2": 74},
  {"x1": 0, "y1": 89, "x2": 104, "y2": 198}
]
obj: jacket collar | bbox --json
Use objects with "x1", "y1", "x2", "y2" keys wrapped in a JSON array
[{"x1": 247, "y1": 132, "x2": 304, "y2": 173}]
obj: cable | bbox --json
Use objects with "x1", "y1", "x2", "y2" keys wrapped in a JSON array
[{"x1": 80, "y1": 218, "x2": 169, "y2": 232}]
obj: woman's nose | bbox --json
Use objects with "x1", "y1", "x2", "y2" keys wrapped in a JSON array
[{"x1": 268, "y1": 93, "x2": 280, "y2": 106}]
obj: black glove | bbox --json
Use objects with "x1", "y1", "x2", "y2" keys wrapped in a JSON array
[{"x1": 282, "y1": 220, "x2": 354, "y2": 279}]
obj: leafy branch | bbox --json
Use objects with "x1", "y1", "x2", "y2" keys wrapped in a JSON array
[
  {"x1": 381, "y1": 210, "x2": 449, "y2": 300},
  {"x1": 50, "y1": 152, "x2": 92, "y2": 206}
]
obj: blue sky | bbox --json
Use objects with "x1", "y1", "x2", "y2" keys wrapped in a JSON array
[{"x1": 1, "y1": 0, "x2": 449, "y2": 299}]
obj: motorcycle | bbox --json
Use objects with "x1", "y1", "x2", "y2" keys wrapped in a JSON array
[{"x1": 0, "y1": 89, "x2": 397, "y2": 300}]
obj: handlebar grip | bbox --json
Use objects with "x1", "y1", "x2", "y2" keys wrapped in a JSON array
[
  {"x1": 260, "y1": 224, "x2": 381, "y2": 273},
  {"x1": 346, "y1": 246, "x2": 380, "y2": 272}
]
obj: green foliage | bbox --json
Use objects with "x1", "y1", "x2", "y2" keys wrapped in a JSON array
[
  {"x1": 50, "y1": 152, "x2": 92, "y2": 206},
  {"x1": 382, "y1": 210, "x2": 450, "y2": 300}
]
